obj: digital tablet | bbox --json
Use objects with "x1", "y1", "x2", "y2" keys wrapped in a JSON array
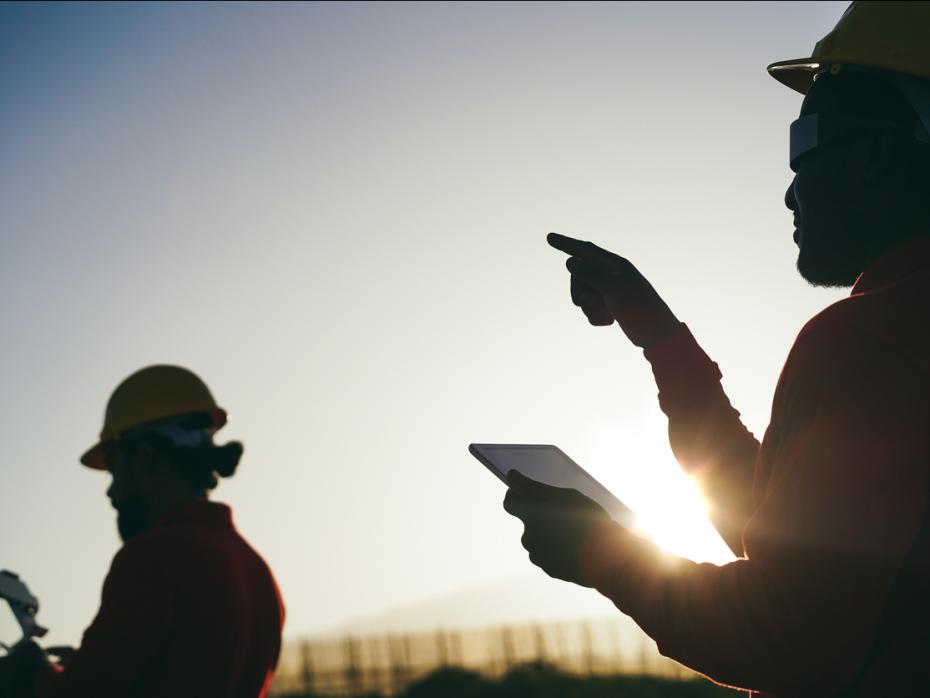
[{"x1": 469, "y1": 443, "x2": 635, "y2": 528}]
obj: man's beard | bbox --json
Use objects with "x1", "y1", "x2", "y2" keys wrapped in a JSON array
[
  {"x1": 116, "y1": 495, "x2": 150, "y2": 542},
  {"x1": 796, "y1": 227, "x2": 870, "y2": 288}
]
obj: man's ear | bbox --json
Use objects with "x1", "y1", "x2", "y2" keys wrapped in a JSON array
[
  {"x1": 861, "y1": 129, "x2": 904, "y2": 187},
  {"x1": 132, "y1": 440, "x2": 157, "y2": 471}
]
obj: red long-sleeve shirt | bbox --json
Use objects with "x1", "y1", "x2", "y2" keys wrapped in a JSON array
[
  {"x1": 37, "y1": 499, "x2": 285, "y2": 698},
  {"x1": 579, "y1": 236, "x2": 930, "y2": 697}
]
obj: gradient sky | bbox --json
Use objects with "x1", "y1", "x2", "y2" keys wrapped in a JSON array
[{"x1": 1, "y1": 1, "x2": 851, "y2": 647}]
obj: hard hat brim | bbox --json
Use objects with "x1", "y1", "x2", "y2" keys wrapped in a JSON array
[
  {"x1": 80, "y1": 407, "x2": 228, "y2": 471},
  {"x1": 767, "y1": 57, "x2": 826, "y2": 95},
  {"x1": 768, "y1": 55, "x2": 930, "y2": 96},
  {"x1": 80, "y1": 443, "x2": 108, "y2": 471}
]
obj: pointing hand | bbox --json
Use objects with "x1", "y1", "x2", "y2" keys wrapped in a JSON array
[{"x1": 547, "y1": 232, "x2": 681, "y2": 349}]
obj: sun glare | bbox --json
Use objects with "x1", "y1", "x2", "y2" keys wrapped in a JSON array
[{"x1": 585, "y1": 417, "x2": 736, "y2": 566}]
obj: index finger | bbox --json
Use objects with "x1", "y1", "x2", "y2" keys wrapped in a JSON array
[{"x1": 546, "y1": 232, "x2": 614, "y2": 264}]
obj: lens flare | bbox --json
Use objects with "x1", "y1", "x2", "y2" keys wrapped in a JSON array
[{"x1": 585, "y1": 417, "x2": 736, "y2": 566}]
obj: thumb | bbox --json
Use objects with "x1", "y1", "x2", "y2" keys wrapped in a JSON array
[
  {"x1": 507, "y1": 470, "x2": 559, "y2": 498},
  {"x1": 506, "y1": 469, "x2": 537, "y2": 493},
  {"x1": 566, "y1": 258, "x2": 616, "y2": 291}
]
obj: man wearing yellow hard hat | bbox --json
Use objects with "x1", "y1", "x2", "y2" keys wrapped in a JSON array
[
  {"x1": 504, "y1": 3, "x2": 930, "y2": 696},
  {"x1": 11, "y1": 365, "x2": 285, "y2": 697}
]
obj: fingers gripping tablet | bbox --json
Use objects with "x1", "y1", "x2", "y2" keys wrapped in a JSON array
[{"x1": 469, "y1": 443, "x2": 635, "y2": 529}]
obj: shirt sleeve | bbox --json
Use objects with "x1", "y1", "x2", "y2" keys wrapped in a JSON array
[
  {"x1": 583, "y1": 324, "x2": 930, "y2": 696},
  {"x1": 36, "y1": 537, "x2": 175, "y2": 697},
  {"x1": 644, "y1": 323, "x2": 761, "y2": 555}
]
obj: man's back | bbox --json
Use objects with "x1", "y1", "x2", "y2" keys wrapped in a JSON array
[{"x1": 38, "y1": 499, "x2": 284, "y2": 697}]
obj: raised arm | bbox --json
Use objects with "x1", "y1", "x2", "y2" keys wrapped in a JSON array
[
  {"x1": 641, "y1": 323, "x2": 760, "y2": 555},
  {"x1": 548, "y1": 233, "x2": 759, "y2": 554}
]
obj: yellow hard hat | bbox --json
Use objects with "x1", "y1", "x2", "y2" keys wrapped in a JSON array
[
  {"x1": 767, "y1": 1, "x2": 930, "y2": 95},
  {"x1": 81, "y1": 365, "x2": 228, "y2": 470}
]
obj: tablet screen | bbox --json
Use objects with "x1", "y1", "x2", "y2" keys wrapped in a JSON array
[{"x1": 469, "y1": 443, "x2": 634, "y2": 528}]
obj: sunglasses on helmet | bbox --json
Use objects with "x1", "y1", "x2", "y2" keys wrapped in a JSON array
[{"x1": 788, "y1": 113, "x2": 913, "y2": 172}]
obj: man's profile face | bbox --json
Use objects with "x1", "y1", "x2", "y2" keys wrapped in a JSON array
[
  {"x1": 105, "y1": 442, "x2": 151, "y2": 542},
  {"x1": 785, "y1": 80, "x2": 875, "y2": 288}
]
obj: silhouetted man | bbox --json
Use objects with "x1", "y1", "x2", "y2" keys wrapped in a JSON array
[
  {"x1": 3, "y1": 365, "x2": 284, "y2": 697},
  {"x1": 504, "y1": 3, "x2": 930, "y2": 696}
]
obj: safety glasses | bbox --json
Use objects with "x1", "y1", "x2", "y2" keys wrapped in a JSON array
[{"x1": 789, "y1": 113, "x2": 911, "y2": 172}]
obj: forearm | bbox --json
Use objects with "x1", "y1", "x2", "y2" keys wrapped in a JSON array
[
  {"x1": 666, "y1": 394, "x2": 759, "y2": 554},
  {"x1": 644, "y1": 324, "x2": 759, "y2": 553},
  {"x1": 581, "y1": 523, "x2": 834, "y2": 695},
  {"x1": 33, "y1": 629, "x2": 156, "y2": 697}
]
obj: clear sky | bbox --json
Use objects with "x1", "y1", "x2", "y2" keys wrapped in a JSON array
[{"x1": 1, "y1": 1, "x2": 850, "y2": 647}]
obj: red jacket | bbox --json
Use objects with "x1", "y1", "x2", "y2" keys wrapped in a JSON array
[
  {"x1": 37, "y1": 500, "x2": 284, "y2": 698},
  {"x1": 580, "y1": 236, "x2": 930, "y2": 697}
]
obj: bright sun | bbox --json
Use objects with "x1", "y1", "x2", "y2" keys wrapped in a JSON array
[{"x1": 585, "y1": 417, "x2": 736, "y2": 566}]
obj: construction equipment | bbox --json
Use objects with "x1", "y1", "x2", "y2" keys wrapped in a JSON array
[{"x1": 0, "y1": 571, "x2": 46, "y2": 651}]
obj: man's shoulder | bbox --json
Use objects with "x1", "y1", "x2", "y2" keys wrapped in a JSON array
[
  {"x1": 795, "y1": 267, "x2": 930, "y2": 354},
  {"x1": 786, "y1": 292, "x2": 928, "y2": 386},
  {"x1": 108, "y1": 518, "x2": 275, "y2": 594},
  {"x1": 98, "y1": 532, "x2": 179, "y2": 597},
  {"x1": 792, "y1": 296, "x2": 874, "y2": 359},
  {"x1": 109, "y1": 528, "x2": 177, "y2": 572},
  {"x1": 110, "y1": 510, "x2": 224, "y2": 567}
]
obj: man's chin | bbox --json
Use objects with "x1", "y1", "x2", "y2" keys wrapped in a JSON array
[
  {"x1": 116, "y1": 510, "x2": 149, "y2": 542},
  {"x1": 796, "y1": 250, "x2": 859, "y2": 289}
]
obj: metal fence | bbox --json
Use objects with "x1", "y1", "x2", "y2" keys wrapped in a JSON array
[{"x1": 270, "y1": 618, "x2": 694, "y2": 696}]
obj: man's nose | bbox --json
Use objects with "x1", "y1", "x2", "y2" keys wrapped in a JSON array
[{"x1": 785, "y1": 176, "x2": 798, "y2": 213}]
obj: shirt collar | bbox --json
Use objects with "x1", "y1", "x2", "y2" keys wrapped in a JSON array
[
  {"x1": 851, "y1": 236, "x2": 930, "y2": 295},
  {"x1": 153, "y1": 498, "x2": 233, "y2": 529}
]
